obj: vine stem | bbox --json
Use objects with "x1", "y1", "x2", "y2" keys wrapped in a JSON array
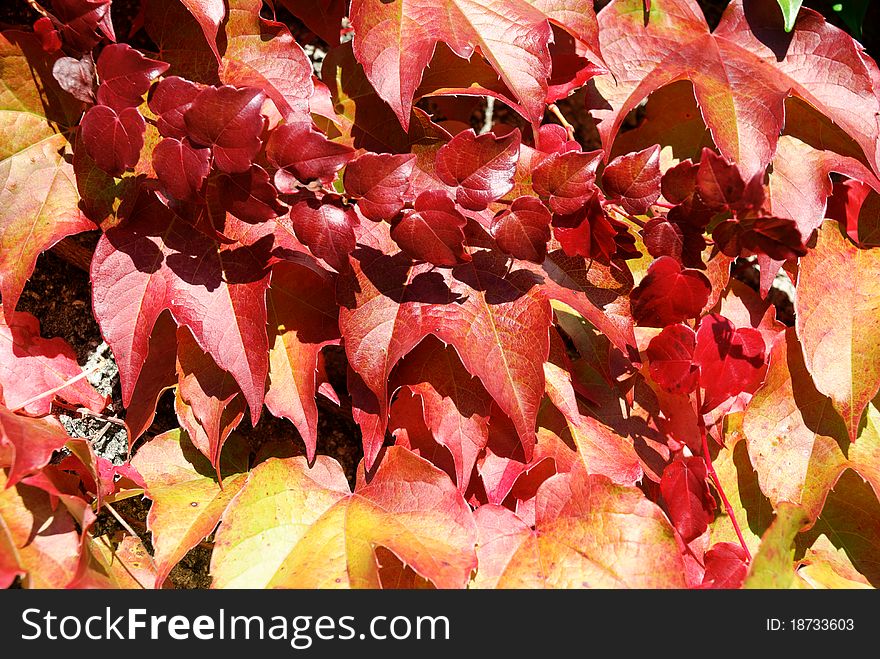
[
  {"x1": 547, "y1": 103, "x2": 576, "y2": 142},
  {"x1": 694, "y1": 387, "x2": 752, "y2": 562}
]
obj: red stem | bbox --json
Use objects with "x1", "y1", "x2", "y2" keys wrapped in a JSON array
[
  {"x1": 694, "y1": 387, "x2": 752, "y2": 562},
  {"x1": 652, "y1": 201, "x2": 676, "y2": 210}
]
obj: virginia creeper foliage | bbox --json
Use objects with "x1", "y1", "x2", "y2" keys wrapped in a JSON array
[{"x1": 2, "y1": 0, "x2": 880, "y2": 589}]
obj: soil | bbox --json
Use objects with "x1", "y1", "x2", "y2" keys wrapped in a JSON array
[{"x1": 0, "y1": 0, "x2": 869, "y2": 587}]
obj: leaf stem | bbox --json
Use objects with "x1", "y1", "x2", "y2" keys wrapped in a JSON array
[
  {"x1": 52, "y1": 400, "x2": 126, "y2": 427},
  {"x1": 605, "y1": 204, "x2": 646, "y2": 228},
  {"x1": 25, "y1": 0, "x2": 50, "y2": 19},
  {"x1": 104, "y1": 501, "x2": 139, "y2": 539},
  {"x1": 9, "y1": 363, "x2": 103, "y2": 414},
  {"x1": 694, "y1": 387, "x2": 752, "y2": 562}
]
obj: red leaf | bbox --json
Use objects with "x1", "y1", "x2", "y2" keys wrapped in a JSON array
[
  {"x1": 602, "y1": 145, "x2": 661, "y2": 214},
  {"x1": 95, "y1": 43, "x2": 169, "y2": 110},
  {"x1": 339, "y1": 223, "x2": 551, "y2": 468},
  {"x1": 217, "y1": 165, "x2": 286, "y2": 223},
  {"x1": 266, "y1": 259, "x2": 340, "y2": 462},
  {"x1": 592, "y1": 0, "x2": 880, "y2": 179},
  {"x1": 646, "y1": 324, "x2": 699, "y2": 395},
  {"x1": 148, "y1": 76, "x2": 203, "y2": 140},
  {"x1": 435, "y1": 129, "x2": 520, "y2": 211},
  {"x1": 660, "y1": 457, "x2": 716, "y2": 543},
  {"x1": 350, "y1": 0, "x2": 552, "y2": 129},
  {"x1": 491, "y1": 196, "x2": 552, "y2": 263},
  {"x1": 552, "y1": 195, "x2": 619, "y2": 264},
  {"x1": 179, "y1": 0, "x2": 226, "y2": 62},
  {"x1": 343, "y1": 153, "x2": 416, "y2": 222},
  {"x1": 630, "y1": 256, "x2": 711, "y2": 327},
  {"x1": 50, "y1": 0, "x2": 115, "y2": 52},
  {"x1": 694, "y1": 313, "x2": 767, "y2": 411},
  {"x1": 220, "y1": 0, "x2": 314, "y2": 120},
  {"x1": 0, "y1": 408, "x2": 71, "y2": 487},
  {"x1": 532, "y1": 150, "x2": 602, "y2": 215},
  {"x1": 700, "y1": 542, "x2": 749, "y2": 589},
  {"x1": 91, "y1": 191, "x2": 271, "y2": 424},
  {"x1": 391, "y1": 337, "x2": 493, "y2": 491},
  {"x1": 266, "y1": 122, "x2": 355, "y2": 186},
  {"x1": 152, "y1": 137, "x2": 211, "y2": 201},
  {"x1": 175, "y1": 327, "x2": 246, "y2": 472},
  {"x1": 0, "y1": 310, "x2": 106, "y2": 416},
  {"x1": 282, "y1": 193, "x2": 359, "y2": 272},
  {"x1": 184, "y1": 85, "x2": 265, "y2": 174},
  {"x1": 123, "y1": 311, "x2": 177, "y2": 446},
  {"x1": 34, "y1": 17, "x2": 62, "y2": 53},
  {"x1": 80, "y1": 104, "x2": 146, "y2": 177},
  {"x1": 391, "y1": 190, "x2": 470, "y2": 267}
]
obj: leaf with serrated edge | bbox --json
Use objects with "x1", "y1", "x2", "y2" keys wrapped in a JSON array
[
  {"x1": 472, "y1": 472, "x2": 686, "y2": 588},
  {"x1": 796, "y1": 222, "x2": 880, "y2": 440},
  {"x1": 132, "y1": 429, "x2": 250, "y2": 588},
  {"x1": 211, "y1": 446, "x2": 477, "y2": 588}
]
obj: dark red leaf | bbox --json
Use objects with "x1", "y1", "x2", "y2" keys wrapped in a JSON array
[
  {"x1": 80, "y1": 104, "x2": 146, "y2": 177},
  {"x1": 660, "y1": 159, "x2": 697, "y2": 204},
  {"x1": 50, "y1": 0, "x2": 115, "y2": 52},
  {"x1": 217, "y1": 165, "x2": 286, "y2": 223},
  {"x1": 266, "y1": 258, "x2": 340, "y2": 462},
  {"x1": 266, "y1": 122, "x2": 355, "y2": 187},
  {"x1": 148, "y1": 76, "x2": 203, "y2": 140},
  {"x1": 34, "y1": 17, "x2": 62, "y2": 53},
  {"x1": 435, "y1": 129, "x2": 520, "y2": 211},
  {"x1": 602, "y1": 144, "x2": 661, "y2": 214},
  {"x1": 95, "y1": 43, "x2": 169, "y2": 110},
  {"x1": 552, "y1": 194, "x2": 618, "y2": 264},
  {"x1": 184, "y1": 85, "x2": 265, "y2": 174},
  {"x1": 630, "y1": 256, "x2": 711, "y2": 327},
  {"x1": 281, "y1": 193, "x2": 358, "y2": 272},
  {"x1": 343, "y1": 153, "x2": 416, "y2": 222},
  {"x1": 491, "y1": 197, "x2": 552, "y2": 263},
  {"x1": 391, "y1": 190, "x2": 470, "y2": 267},
  {"x1": 713, "y1": 216, "x2": 808, "y2": 261},
  {"x1": 152, "y1": 138, "x2": 211, "y2": 201},
  {"x1": 278, "y1": 0, "x2": 347, "y2": 45},
  {"x1": 700, "y1": 542, "x2": 749, "y2": 589},
  {"x1": 646, "y1": 324, "x2": 699, "y2": 395},
  {"x1": 696, "y1": 148, "x2": 745, "y2": 210},
  {"x1": 643, "y1": 216, "x2": 706, "y2": 268},
  {"x1": 532, "y1": 150, "x2": 602, "y2": 215},
  {"x1": 694, "y1": 313, "x2": 767, "y2": 411},
  {"x1": 660, "y1": 456, "x2": 716, "y2": 543}
]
